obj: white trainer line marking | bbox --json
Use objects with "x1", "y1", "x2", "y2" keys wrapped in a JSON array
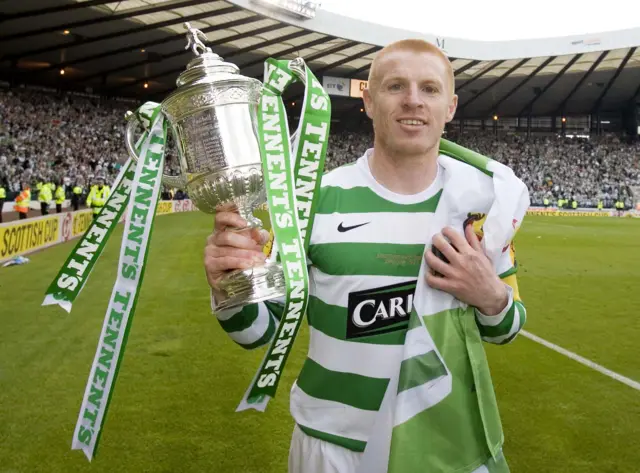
[{"x1": 520, "y1": 330, "x2": 640, "y2": 392}]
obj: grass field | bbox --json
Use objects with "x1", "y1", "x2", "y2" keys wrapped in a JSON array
[{"x1": 1, "y1": 213, "x2": 639, "y2": 473}]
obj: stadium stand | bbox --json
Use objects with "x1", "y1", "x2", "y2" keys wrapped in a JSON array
[
  {"x1": 0, "y1": 88, "x2": 126, "y2": 194},
  {"x1": 326, "y1": 126, "x2": 638, "y2": 208},
  {"x1": 0, "y1": 88, "x2": 182, "y2": 203}
]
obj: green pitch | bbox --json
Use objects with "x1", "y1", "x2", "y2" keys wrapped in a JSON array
[{"x1": 1, "y1": 213, "x2": 638, "y2": 472}]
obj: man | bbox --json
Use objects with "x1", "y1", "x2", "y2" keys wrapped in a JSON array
[
  {"x1": 54, "y1": 181, "x2": 66, "y2": 213},
  {"x1": 204, "y1": 40, "x2": 526, "y2": 473},
  {"x1": 86, "y1": 176, "x2": 110, "y2": 220},
  {"x1": 71, "y1": 183, "x2": 83, "y2": 211},
  {"x1": 0, "y1": 182, "x2": 6, "y2": 223},
  {"x1": 37, "y1": 180, "x2": 52, "y2": 216},
  {"x1": 14, "y1": 181, "x2": 31, "y2": 220}
]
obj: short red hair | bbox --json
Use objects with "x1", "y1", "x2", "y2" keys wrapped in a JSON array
[{"x1": 367, "y1": 39, "x2": 455, "y2": 96}]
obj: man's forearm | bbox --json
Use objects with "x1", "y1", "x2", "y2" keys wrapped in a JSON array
[{"x1": 474, "y1": 284, "x2": 527, "y2": 345}]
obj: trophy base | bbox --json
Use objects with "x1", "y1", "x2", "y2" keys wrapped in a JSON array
[{"x1": 215, "y1": 261, "x2": 286, "y2": 312}]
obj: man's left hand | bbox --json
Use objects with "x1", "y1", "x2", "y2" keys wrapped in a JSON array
[{"x1": 425, "y1": 224, "x2": 508, "y2": 316}]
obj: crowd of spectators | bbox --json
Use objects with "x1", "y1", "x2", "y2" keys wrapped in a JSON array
[
  {"x1": 1, "y1": 87, "x2": 638, "y2": 209},
  {"x1": 0, "y1": 88, "x2": 128, "y2": 193},
  {"x1": 326, "y1": 128, "x2": 639, "y2": 208},
  {"x1": 0, "y1": 88, "x2": 181, "y2": 198},
  {"x1": 449, "y1": 131, "x2": 639, "y2": 208}
]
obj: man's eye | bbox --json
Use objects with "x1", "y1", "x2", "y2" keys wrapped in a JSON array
[
  {"x1": 423, "y1": 85, "x2": 438, "y2": 94},
  {"x1": 388, "y1": 83, "x2": 402, "y2": 91}
]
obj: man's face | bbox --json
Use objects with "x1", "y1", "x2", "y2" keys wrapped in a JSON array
[{"x1": 363, "y1": 50, "x2": 457, "y2": 158}]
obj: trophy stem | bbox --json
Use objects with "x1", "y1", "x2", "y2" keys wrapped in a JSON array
[
  {"x1": 215, "y1": 261, "x2": 286, "y2": 312},
  {"x1": 236, "y1": 204, "x2": 263, "y2": 230}
]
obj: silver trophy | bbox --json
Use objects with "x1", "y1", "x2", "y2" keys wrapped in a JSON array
[{"x1": 125, "y1": 23, "x2": 293, "y2": 311}]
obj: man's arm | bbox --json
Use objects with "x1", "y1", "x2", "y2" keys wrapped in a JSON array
[
  {"x1": 425, "y1": 225, "x2": 527, "y2": 345},
  {"x1": 474, "y1": 273, "x2": 526, "y2": 345},
  {"x1": 474, "y1": 234, "x2": 527, "y2": 345},
  {"x1": 86, "y1": 188, "x2": 94, "y2": 207},
  {"x1": 204, "y1": 209, "x2": 283, "y2": 350}
]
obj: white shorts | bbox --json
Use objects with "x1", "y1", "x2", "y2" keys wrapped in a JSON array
[
  {"x1": 288, "y1": 425, "x2": 505, "y2": 473},
  {"x1": 288, "y1": 425, "x2": 360, "y2": 473}
]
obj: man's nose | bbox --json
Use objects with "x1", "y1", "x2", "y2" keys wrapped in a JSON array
[{"x1": 402, "y1": 84, "x2": 423, "y2": 108}]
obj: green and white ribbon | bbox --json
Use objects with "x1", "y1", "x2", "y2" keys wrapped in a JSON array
[
  {"x1": 42, "y1": 105, "x2": 157, "y2": 313},
  {"x1": 69, "y1": 104, "x2": 166, "y2": 461},
  {"x1": 237, "y1": 58, "x2": 330, "y2": 411},
  {"x1": 41, "y1": 159, "x2": 135, "y2": 312}
]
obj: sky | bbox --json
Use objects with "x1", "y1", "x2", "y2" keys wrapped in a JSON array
[{"x1": 319, "y1": 0, "x2": 640, "y2": 41}]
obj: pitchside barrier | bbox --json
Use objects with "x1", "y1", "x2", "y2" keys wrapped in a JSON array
[
  {"x1": 0, "y1": 200, "x2": 74, "y2": 215},
  {"x1": 0, "y1": 200, "x2": 197, "y2": 264},
  {"x1": 526, "y1": 206, "x2": 640, "y2": 218}
]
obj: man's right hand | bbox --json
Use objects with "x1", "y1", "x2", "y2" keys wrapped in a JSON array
[{"x1": 204, "y1": 211, "x2": 270, "y2": 295}]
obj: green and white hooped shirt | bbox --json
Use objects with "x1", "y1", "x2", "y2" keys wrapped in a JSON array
[{"x1": 212, "y1": 149, "x2": 524, "y2": 452}]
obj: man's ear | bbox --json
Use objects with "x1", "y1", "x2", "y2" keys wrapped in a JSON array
[
  {"x1": 446, "y1": 94, "x2": 458, "y2": 123},
  {"x1": 363, "y1": 88, "x2": 374, "y2": 120}
]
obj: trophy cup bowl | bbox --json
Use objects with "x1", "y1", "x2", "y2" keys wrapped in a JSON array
[{"x1": 124, "y1": 24, "x2": 286, "y2": 312}]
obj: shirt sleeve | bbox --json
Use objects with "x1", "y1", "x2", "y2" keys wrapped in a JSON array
[
  {"x1": 211, "y1": 291, "x2": 285, "y2": 350},
  {"x1": 474, "y1": 242, "x2": 527, "y2": 345}
]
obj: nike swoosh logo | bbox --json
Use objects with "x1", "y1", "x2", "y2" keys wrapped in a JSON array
[{"x1": 338, "y1": 222, "x2": 370, "y2": 232}]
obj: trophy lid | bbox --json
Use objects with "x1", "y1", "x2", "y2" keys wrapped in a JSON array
[
  {"x1": 175, "y1": 22, "x2": 244, "y2": 88},
  {"x1": 161, "y1": 22, "x2": 263, "y2": 123}
]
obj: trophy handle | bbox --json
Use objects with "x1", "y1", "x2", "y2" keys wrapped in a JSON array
[{"x1": 124, "y1": 111, "x2": 187, "y2": 189}]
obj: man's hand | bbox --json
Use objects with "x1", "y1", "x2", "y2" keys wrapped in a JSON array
[
  {"x1": 204, "y1": 211, "x2": 270, "y2": 299},
  {"x1": 424, "y1": 224, "x2": 508, "y2": 316}
]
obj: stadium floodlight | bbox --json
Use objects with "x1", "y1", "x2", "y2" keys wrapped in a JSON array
[{"x1": 252, "y1": 0, "x2": 321, "y2": 19}]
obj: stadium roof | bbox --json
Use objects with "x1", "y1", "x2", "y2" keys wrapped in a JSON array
[{"x1": 1, "y1": 0, "x2": 640, "y2": 119}]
